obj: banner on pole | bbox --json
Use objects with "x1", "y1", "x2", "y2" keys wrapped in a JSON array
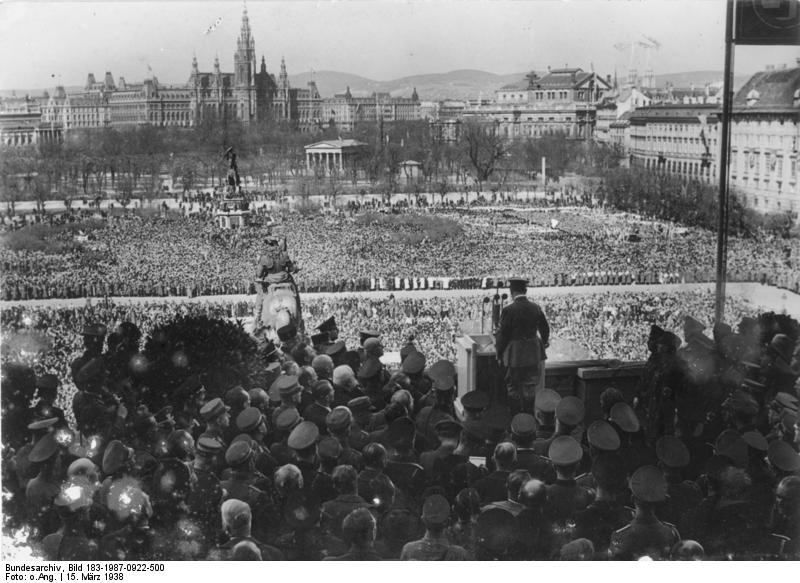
[{"x1": 735, "y1": 0, "x2": 800, "y2": 45}]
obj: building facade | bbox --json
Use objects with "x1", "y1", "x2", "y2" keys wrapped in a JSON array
[
  {"x1": 321, "y1": 87, "x2": 420, "y2": 132},
  {"x1": 456, "y1": 68, "x2": 612, "y2": 140},
  {"x1": 728, "y1": 65, "x2": 800, "y2": 217}
]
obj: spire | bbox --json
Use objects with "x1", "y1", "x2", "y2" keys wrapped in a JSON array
[
  {"x1": 411, "y1": 87, "x2": 419, "y2": 102},
  {"x1": 280, "y1": 56, "x2": 287, "y2": 77},
  {"x1": 214, "y1": 54, "x2": 220, "y2": 74},
  {"x1": 192, "y1": 53, "x2": 199, "y2": 73}
]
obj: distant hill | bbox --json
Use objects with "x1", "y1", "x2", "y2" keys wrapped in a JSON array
[
  {"x1": 288, "y1": 69, "x2": 529, "y2": 101},
  {"x1": 1, "y1": 69, "x2": 761, "y2": 102}
]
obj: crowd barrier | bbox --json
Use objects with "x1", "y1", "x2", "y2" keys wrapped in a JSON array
[{"x1": 3, "y1": 269, "x2": 798, "y2": 302}]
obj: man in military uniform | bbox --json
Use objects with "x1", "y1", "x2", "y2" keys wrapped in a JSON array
[
  {"x1": 494, "y1": 278, "x2": 549, "y2": 414},
  {"x1": 609, "y1": 465, "x2": 680, "y2": 560},
  {"x1": 545, "y1": 436, "x2": 594, "y2": 525},
  {"x1": 509, "y1": 413, "x2": 556, "y2": 483},
  {"x1": 400, "y1": 494, "x2": 469, "y2": 560},
  {"x1": 326, "y1": 406, "x2": 364, "y2": 469},
  {"x1": 320, "y1": 464, "x2": 370, "y2": 539},
  {"x1": 315, "y1": 317, "x2": 339, "y2": 353},
  {"x1": 70, "y1": 323, "x2": 107, "y2": 389},
  {"x1": 253, "y1": 236, "x2": 299, "y2": 327},
  {"x1": 323, "y1": 507, "x2": 382, "y2": 560},
  {"x1": 654, "y1": 435, "x2": 702, "y2": 533},
  {"x1": 199, "y1": 398, "x2": 231, "y2": 448},
  {"x1": 270, "y1": 375, "x2": 303, "y2": 427},
  {"x1": 574, "y1": 452, "x2": 632, "y2": 553},
  {"x1": 303, "y1": 380, "x2": 335, "y2": 434}
]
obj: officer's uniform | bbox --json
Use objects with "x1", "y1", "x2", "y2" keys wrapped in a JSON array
[
  {"x1": 609, "y1": 466, "x2": 680, "y2": 560},
  {"x1": 494, "y1": 279, "x2": 549, "y2": 411},
  {"x1": 400, "y1": 495, "x2": 470, "y2": 560}
]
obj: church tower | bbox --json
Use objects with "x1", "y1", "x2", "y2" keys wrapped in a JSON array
[{"x1": 233, "y1": 4, "x2": 257, "y2": 122}]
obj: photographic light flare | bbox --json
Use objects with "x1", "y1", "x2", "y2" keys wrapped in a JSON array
[
  {"x1": 22, "y1": 315, "x2": 32, "y2": 327},
  {"x1": 62, "y1": 484, "x2": 83, "y2": 503},
  {"x1": 54, "y1": 429, "x2": 73, "y2": 446}
]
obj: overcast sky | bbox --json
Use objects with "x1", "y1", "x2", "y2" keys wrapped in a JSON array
[{"x1": 0, "y1": 0, "x2": 796, "y2": 91}]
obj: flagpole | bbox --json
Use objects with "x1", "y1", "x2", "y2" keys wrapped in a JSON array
[{"x1": 715, "y1": 0, "x2": 736, "y2": 325}]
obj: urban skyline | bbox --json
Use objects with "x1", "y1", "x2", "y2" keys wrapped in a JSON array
[{"x1": 1, "y1": 0, "x2": 797, "y2": 93}]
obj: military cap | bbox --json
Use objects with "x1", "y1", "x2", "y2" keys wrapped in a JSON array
[
  {"x1": 434, "y1": 419, "x2": 462, "y2": 438},
  {"x1": 767, "y1": 440, "x2": 800, "y2": 473},
  {"x1": 724, "y1": 389, "x2": 759, "y2": 416},
  {"x1": 232, "y1": 433, "x2": 254, "y2": 446},
  {"x1": 346, "y1": 396, "x2": 372, "y2": 414},
  {"x1": 35, "y1": 374, "x2": 60, "y2": 391},
  {"x1": 54, "y1": 477, "x2": 94, "y2": 511},
  {"x1": 311, "y1": 380, "x2": 334, "y2": 401},
  {"x1": 248, "y1": 387, "x2": 269, "y2": 408},
  {"x1": 548, "y1": 435, "x2": 583, "y2": 466},
  {"x1": 67, "y1": 458, "x2": 98, "y2": 479},
  {"x1": 357, "y1": 358, "x2": 381, "y2": 381},
  {"x1": 560, "y1": 538, "x2": 595, "y2": 561},
  {"x1": 714, "y1": 429, "x2": 748, "y2": 468},
  {"x1": 310, "y1": 333, "x2": 329, "y2": 347},
  {"x1": 587, "y1": 420, "x2": 620, "y2": 451},
  {"x1": 363, "y1": 337, "x2": 383, "y2": 356},
  {"x1": 325, "y1": 340, "x2": 346, "y2": 358},
  {"x1": 655, "y1": 436, "x2": 690, "y2": 468},
  {"x1": 82, "y1": 323, "x2": 107, "y2": 337},
  {"x1": 224, "y1": 386, "x2": 250, "y2": 409},
  {"x1": 556, "y1": 396, "x2": 585, "y2": 426},
  {"x1": 277, "y1": 324, "x2": 298, "y2": 342},
  {"x1": 768, "y1": 333, "x2": 794, "y2": 364},
  {"x1": 385, "y1": 417, "x2": 416, "y2": 448},
  {"x1": 483, "y1": 405, "x2": 512, "y2": 431},
  {"x1": 773, "y1": 392, "x2": 799, "y2": 412},
  {"x1": 102, "y1": 440, "x2": 133, "y2": 474},
  {"x1": 461, "y1": 390, "x2": 490, "y2": 412},
  {"x1": 275, "y1": 407, "x2": 302, "y2": 432},
  {"x1": 684, "y1": 316, "x2": 705, "y2": 336},
  {"x1": 28, "y1": 417, "x2": 59, "y2": 431},
  {"x1": 76, "y1": 357, "x2": 106, "y2": 386},
  {"x1": 199, "y1": 397, "x2": 230, "y2": 422},
  {"x1": 359, "y1": 330, "x2": 381, "y2": 345},
  {"x1": 629, "y1": 465, "x2": 668, "y2": 503},
  {"x1": 225, "y1": 441, "x2": 253, "y2": 467},
  {"x1": 741, "y1": 431, "x2": 768, "y2": 452},
  {"x1": 713, "y1": 322, "x2": 732, "y2": 339},
  {"x1": 610, "y1": 402, "x2": 640, "y2": 433},
  {"x1": 317, "y1": 316, "x2": 338, "y2": 333},
  {"x1": 274, "y1": 375, "x2": 301, "y2": 398},
  {"x1": 508, "y1": 278, "x2": 528, "y2": 293},
  {"x1": 535, "y1": 389, "x2": 561, "y2": 413},
  {"x1": 510, "y1": 413, "x2": 537, "y2": 437},
  {"x1": 236, "y1": 407, "x2": 264, "y2": 433},
  {"x1": 288, "y1": 421, "x2": 319, "y2": 450},
  {"x1": 660, "y1": 331, "x2": 682, "y2": 350},
  {"x1": 421, "y1": 494, "x2": 451, "y2": 525},
  {"x1": 284, "y1": 491, "x2": 321, "y2": 530},
  {"x1": 318, "y1": 436, "x2": 342, "y2": 460},
  {"x1": 401, "y1": 351, "x2": 426, "y2": 375},
  {"x1": 221, "y1": 499, "x2": 252, "y2": 531},
  {"x1": 427, "y1": 359, "x2": 456, "y2": 383},
  {"x1": 326, "y1": 406, "x2": 353, "y2": 432},
  {"x1": 196, "y1": 435, "x2": 225, "y2": 455},
  {"x1": 29, "y1": 432, "x2": 59, "y2": 463}
]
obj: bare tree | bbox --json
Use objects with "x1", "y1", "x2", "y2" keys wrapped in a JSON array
[{"x1": 460, "y1": 120, "x2": 507, "y2": 196}]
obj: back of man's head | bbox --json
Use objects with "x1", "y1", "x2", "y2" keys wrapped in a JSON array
[
  {"x1": 341, "y1": 508, "x2": 376, "y2": 547},
  {"x1": 362, "y1": 442, "x2": 388, "y2": 470},
  {"x1": 332, "y1": 464, "x2": 358, "y2": 495},
  {"x1": 507, "y1": 469, "x2": 532, "y2": 502},
  {"x1": 493, "y1": 442, "x2": 517, "y2": 471},
  {"x1": 518, "y1": 479, "x2": 547, "y2": 511}
]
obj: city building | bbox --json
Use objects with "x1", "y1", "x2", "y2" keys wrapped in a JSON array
[
  {"x1": 321, "y1": 87, "x2": 420, "y2": 132},
  {"x1": 304, "y1": 139, "x2": 369, "y2": 175},
  {"x1": 458, "y1": 67, "x2": 613, "y2": 140},
  {"x1": 729, "y1": 64, "x2": 800, "y2": 217}
]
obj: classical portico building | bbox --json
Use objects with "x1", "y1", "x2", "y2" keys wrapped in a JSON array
[{"x1": 304, "y1": 139, "x2": 369, "y2": 175}]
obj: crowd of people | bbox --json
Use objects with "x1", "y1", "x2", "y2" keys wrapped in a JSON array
[
  {"x1": 2, "y1": 207, "x2": 798, "y2": 301},
  {"x1": 1, "y1": 296, "x2": 799, "y2": 560}
]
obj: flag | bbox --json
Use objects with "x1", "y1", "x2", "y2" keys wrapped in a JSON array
[{"x1": 735, "y1": 0, "x2": 800, "y2": 45}]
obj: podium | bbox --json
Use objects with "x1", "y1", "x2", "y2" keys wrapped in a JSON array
[{"x1": 455, "y1": 333, "x2": 646, "y2": 423}]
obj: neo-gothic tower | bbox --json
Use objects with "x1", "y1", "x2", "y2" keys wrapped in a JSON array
[{"x1": 234, "y1": 5, "x2": 257, "y2": 122}]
